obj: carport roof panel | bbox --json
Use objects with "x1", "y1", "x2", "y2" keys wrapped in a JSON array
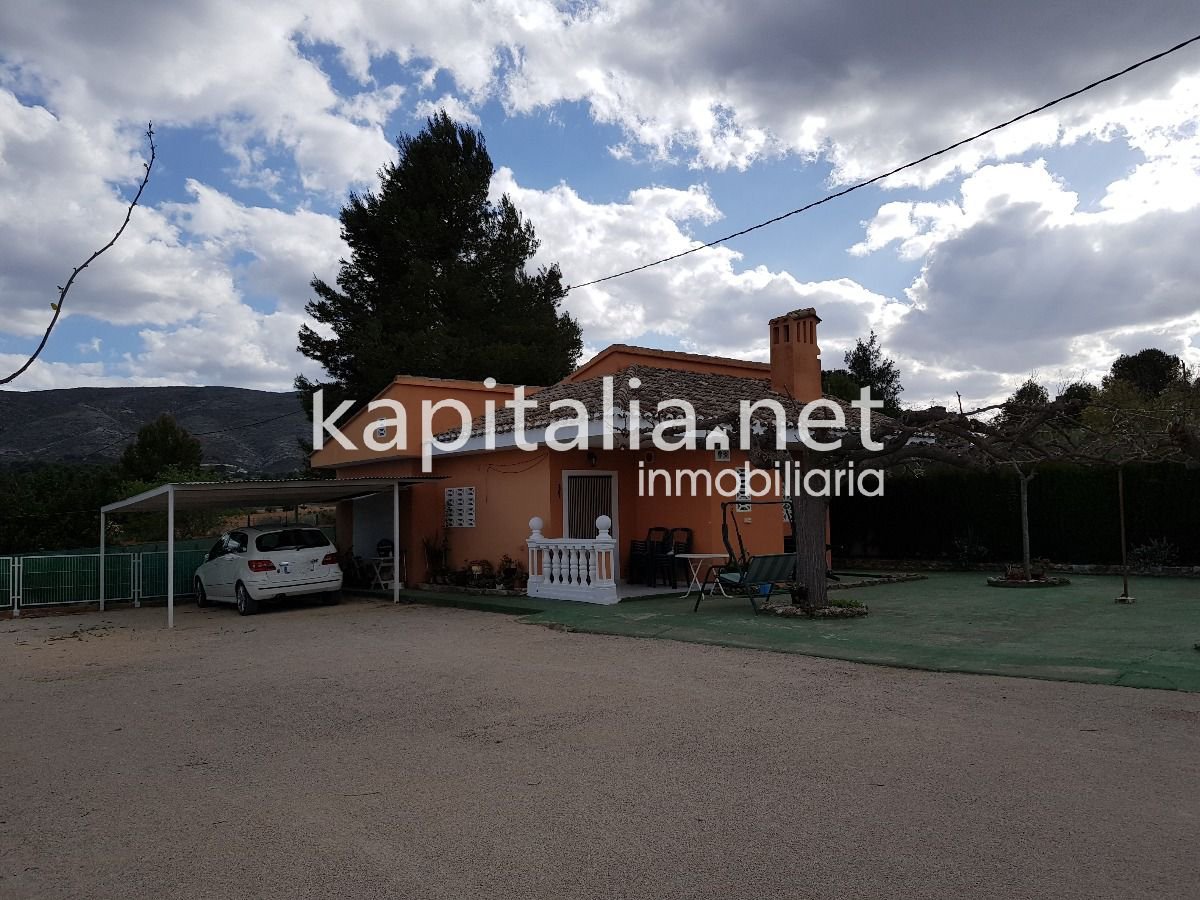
[{"x1": 102, "y1": 476, "x2": 442, "y2": 514}]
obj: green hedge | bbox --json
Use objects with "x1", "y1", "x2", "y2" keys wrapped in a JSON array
[{"x1": 830, "y1": 463, "x2": 1200, "y2": 565}]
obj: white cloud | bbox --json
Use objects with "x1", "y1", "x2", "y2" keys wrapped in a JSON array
[
  {"x1": 339, "y1": 85, "x2": 406, "y2": 128},
  {"x1": 5, "y1": 1, "x2": 1200, "y2": 193},
  {"x1": 123, "y1": 309, "x2": 322, "y2": 390},
  {"x1": 0, "y1": 88, "x2": 346, "y2": 390},
  {"x1": 855, "y1": 155, "x2": 1200, "y2": 405},
  {"x1": 0, "y1": 354, "x2": 175, "y2": 390},
  {"x1": 850, "y1": 161, "x2": 1077, "y2": 258},
  {"x1": 162, "y1": 179, "x2": 345, "y2": 314},
  {"x1": 482, "y1": 1, "x2": 1200, "y2": 181},
  {"x1": 491, "y1": 166, "x2": 904, "y2": 365},
  {"x1": 0, "y1": 91, "x2": 240, "y2": 337},
  {"x1": 3, "y1": 0, "x2": 1200, "y2": 405},
  {"x1": 413, "y1": 95, "x2": 481, "y2": 127},
  {"x1": 0, "y1": 0, "x2": 395, "y2": 195}
]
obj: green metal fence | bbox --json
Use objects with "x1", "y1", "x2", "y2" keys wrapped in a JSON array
[
  {"x1": 17, "y1": 554, "x2": 134, "y2": 608},
  {"x1": 139, "y1": 550, "x2": 210, "y2": 599},
  {"x1": 4, "y1": 526, "x2": 335, "y2": 614},
  {"x1": 3, "y1": 550, "x2": 208, "y2": 613},
  {"x1": 0, "y1": 557, "x2": 12, "y2": 611}
]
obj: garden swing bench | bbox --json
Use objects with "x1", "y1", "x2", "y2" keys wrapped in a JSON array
[{"x1": 694, "y1": 499, "x2": 801, "y2": 614}]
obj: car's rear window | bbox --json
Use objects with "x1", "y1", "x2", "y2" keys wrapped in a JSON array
[{"x1": 254, "y1": 529, "x2": 332, "y2": 552}]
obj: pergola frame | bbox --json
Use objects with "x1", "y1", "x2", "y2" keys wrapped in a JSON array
[{"x1": 100, "y1": 477, "x2": 441, "y2": 627}]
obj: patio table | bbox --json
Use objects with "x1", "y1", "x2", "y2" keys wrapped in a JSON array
[{"x1": 676, "y1": 553, "x2": 730, "y2": 600}]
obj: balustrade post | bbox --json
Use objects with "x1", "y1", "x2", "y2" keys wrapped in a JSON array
[
  {"x1": 595, "y1": 515, "x2": 617, "y2": 590},
  {"x1": 527, "y1": 517, "x2": 545, "y2": 594}
]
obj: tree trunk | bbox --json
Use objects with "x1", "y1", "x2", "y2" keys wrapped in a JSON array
[
  {"x1": 1117, "y1": 465, "x2": 1130, "y2": 599},
  {"x1": 791, "y1": 454, "x2": 830, "y2": 610},
  {"x1": 1019, "y1": 473, "x2": 1032, "y2": 581}
]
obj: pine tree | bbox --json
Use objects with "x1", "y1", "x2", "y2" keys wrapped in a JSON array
[
  {"x1": 296, "y1": 111, "x2": 582, "y2": 412},
  {"x1": 822, "y1": 331, "x2": 904, "y2": 414},
  {"x1": 119, "y1": 414, "x2": 203, "y2": 482},
  {"x1": 1103, "y1": 348, "x2": 1190, "y2": 399}
]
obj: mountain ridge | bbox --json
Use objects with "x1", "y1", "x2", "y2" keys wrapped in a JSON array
[{"x1": 0, "y1": 385, "x2": 311, "y2": 474}]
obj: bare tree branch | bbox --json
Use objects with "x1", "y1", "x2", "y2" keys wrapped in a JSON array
[{"x1": 0, "y1": 123, "x2": 156, "y2": 386}]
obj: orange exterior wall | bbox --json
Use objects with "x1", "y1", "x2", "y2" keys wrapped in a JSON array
[
  {"x1": 541, "y1": 447, "x2": 791, "y2": 575},
  {"x1": 311, "y1": 377, "x2": 538, "y2": 469},
  {"x1": 337, "y1": 449, "x2": 556, "y2": 582},
  {"x1": 538, "y1": 449, "x2": 788, "y2": 574},
  {"x1": 621, "y1": 448, "x2": 789, "y2": 560},
  {"x1": 336, "y1": 444, "x2": 791, "y2": 583}
]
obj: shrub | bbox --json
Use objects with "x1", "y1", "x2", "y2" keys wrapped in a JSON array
[
  {"x1": 828, "y1": 596, "x2": 865, "y2": 609},
  {"x1": 1130, "y1": 537, "x2": 1179, "y2": 568}
]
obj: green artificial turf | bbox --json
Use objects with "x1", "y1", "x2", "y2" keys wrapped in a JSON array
[{"x1": 399, "y1": 573, "x2": 1200, "y2": 691}]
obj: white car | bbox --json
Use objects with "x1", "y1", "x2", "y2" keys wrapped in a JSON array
[{"x1": 194, "y1": 527, "x2": 343, "y2": 615}]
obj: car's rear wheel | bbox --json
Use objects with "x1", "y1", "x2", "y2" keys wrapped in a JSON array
[
  {"x1": 195, "y1": 578, "x2": 209, "y2": 608},
  {"x1": 235, "y1": 582, "x2": 259, "y2": 616}
]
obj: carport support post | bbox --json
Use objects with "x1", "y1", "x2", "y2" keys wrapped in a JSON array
[
  {"x1": 392, "y1": 481, "x2": 401, "y2": 604},
  {"x1": 167, "y1": 485, "x2": 175, "y2": 629},
  {"x1": 99, "y1": 512, "x2": 106, "y2": 612}
]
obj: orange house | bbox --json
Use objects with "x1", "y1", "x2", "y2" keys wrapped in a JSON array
[{"x1": 310, "y1": 308, "x2": 831, "y2": 602}]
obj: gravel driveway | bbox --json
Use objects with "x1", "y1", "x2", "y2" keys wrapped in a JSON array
[{"x1": 3, "y1": 599, "x2": 1198, "y2": 899}]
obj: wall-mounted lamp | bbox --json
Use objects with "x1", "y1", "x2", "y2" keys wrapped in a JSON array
[{"x1": 587, "y1": 451, "x2": 598, "y2": 467}]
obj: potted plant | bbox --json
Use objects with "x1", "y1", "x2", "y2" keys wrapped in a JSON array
[
  {"x1": 422, "y1": 532, "x2": 451, "y2": 584},
  {"x1": 1003, "y1": 563, "x2": 1025, "y2": 581},
  {"x1": 467, "y1": 559, "x2": 494, "y2": 588},
  {"x1": 497, "y1": 554, "x2": 519, "y2": 587}
]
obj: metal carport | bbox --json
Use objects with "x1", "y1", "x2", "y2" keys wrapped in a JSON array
[{"x1": 100, "y1": 477, "x2": 441, "y2": 627}]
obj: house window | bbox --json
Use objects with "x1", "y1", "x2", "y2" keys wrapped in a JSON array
[
  {"x1": 772, "y1": 325, "x2": 780, "y2": 344},
  {"x1": 783, "y1": 323, "x2": 790, "y2": 342},
  {"x1": 444, "y1": 486, "x2": 476, "y2": 528}
]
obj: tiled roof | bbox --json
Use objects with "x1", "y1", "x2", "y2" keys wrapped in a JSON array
[
  {"x1": 570, "y1": 343, "x2": 770, "y2": 378},
  {"x1": 439, "y1": 364, "x2": 874, "y2": 441}
]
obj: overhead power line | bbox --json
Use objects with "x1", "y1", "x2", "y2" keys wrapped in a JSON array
[
  {"x1": 566, "y1": 32, "x2": 1200, "y2": 292},
  {"x1": 78, "y1": 408, "x2": 308, "y2": 461},
  {"x1": 190, "y1": 409, "x2": 308, "y2": 438}
]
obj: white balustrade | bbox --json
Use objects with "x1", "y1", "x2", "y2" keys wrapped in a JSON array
[{"x1": 525, "y1": 515, "x2": 618, "y2": 604}]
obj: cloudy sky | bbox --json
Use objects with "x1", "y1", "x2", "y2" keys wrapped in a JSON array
[{"x1": 1, "y1": 1, "x2": 1198, "y2": 406}]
